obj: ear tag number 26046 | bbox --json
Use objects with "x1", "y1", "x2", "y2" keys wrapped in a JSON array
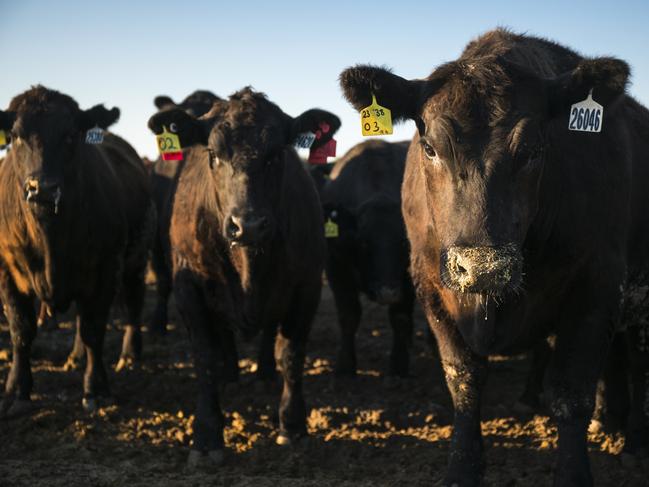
[
  {"x1": 568, "y1": 90, "x2": 603, "y2": 133},
  {"x1": 361, "y1": 94, "x2": 393, "y2": 136},
  {"x1": 156, "y1": 126, "x2": 183, "y2": 161}
]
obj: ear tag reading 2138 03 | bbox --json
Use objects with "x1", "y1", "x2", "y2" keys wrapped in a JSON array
[
  {"x1": 156, "y1": 126, "x2": 183, "y2": 161},
  {"x1": 568, "y1": 90, "x2": 603, "y2": 133},
  {"x1": 361, "y1": 94, "x2": 393, "y2": 136}
]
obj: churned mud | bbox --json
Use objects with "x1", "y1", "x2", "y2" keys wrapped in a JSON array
[{"x1": 0, "y1": 283, "x2": 647, "y2": 486}]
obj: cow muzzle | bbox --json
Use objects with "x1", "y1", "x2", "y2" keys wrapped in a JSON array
[
  {"x1": 24, "y1": 177, "x2": 63, "y2": 214},
  {"x1": 226, "y1": 213, "x2": 272, "y2": 247},
  {"x1": 442, "y1": 244, "x2": 522, "y2": 294}
]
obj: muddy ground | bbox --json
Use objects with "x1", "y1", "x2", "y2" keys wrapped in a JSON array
[{"x1": 0, "y1": 283, "x2": 647, "y2": 486}]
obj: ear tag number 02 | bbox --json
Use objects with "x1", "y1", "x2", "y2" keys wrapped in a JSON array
[
  {"x1": 361, "y1": 94, "x2": 393, "y2": 136},
  {"x1": 324, "y1": 218, "x2": 339, "y2": 238},
  {"x1": 156, "y1": 126, "x2": 183, "y2": 161},
  {"x1": 568, "y1": 90, "x2": 603, "y2": 133},
  {"x1": 0, "y1": 130, "x2": 6, "y2": 147}
]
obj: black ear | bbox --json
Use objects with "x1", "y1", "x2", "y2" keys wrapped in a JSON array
[
  {"x1": 79, "y1": 105, "x2": 120, "y2": 130},
  {"x1": 147, "y1": 108, "x2": 210, "y2": 146},
  {"x1": 339, "y1": 65, "x2": 424, "y2": 123},
  {"x1": 0, "y1": 110, "x2": 16, "y2": 131},
  {"x1": 549, "y1": 57, "x2": 630, "y2": 113},
  {"x1": 290, "y1": 109, "x2": 341, "y2": 149},
  {"x1": 154, "y1": 95, "x2": 176, "y2": 109}
]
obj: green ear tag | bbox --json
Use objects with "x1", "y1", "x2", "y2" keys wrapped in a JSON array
[
  {"x1": 0, "y1": 130, "x2": 6, "y2": 146},
  {"x1": 324, "y1": 218, "x2": 339, "y2": 238}
]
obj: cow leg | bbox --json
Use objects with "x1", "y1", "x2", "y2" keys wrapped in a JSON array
[
  {"x1": 77, "y1": 301, "x2": 112, "y2": 413},
  {"x1": 116, "y1": 271, "x2": 146, "y2": 372},
  {"x1": 63, "y1": 315, "x2": 85, "y2": 371},
  {"x1": 426, "y1": 301, "x2": 488, "y2": 487},
  {"x1": 150, "y1": 237, "x2": 171, "y2": 337},
  {"x1": 174, "y1": 270, "x2": 224, "y2": 464},
  {"x1": 275, "y1": 282, "x2": 320, "y2": 445},
  {"x1": 518, "y1": 338, "x2": 552, "y2": 412},
  {"x1": 36, "y1": 302, "x2": 57, "y2": 331},
  {"x1": 0, "y1": 274, "x2": 36, "y2": 418},
  {"x1": 387, "y1": 277, "x2": 414, "y2": 377},
  {"x1": 257, "y1": 322, "x2": 278, "y2": 383},
  {"x1": 546, "y1": 312, "x2": 614, "y2": 487},
  {"x1": 593, "y1": 333, "x2": 629, "y2": 432},
  {"x1": 326, "y1": 260, "x2": 362, "y2": 376},
  {"x1": 220, "y1": 326, "x2": 240, "y2": 384},
  {"x1": 623, "y1": 324, "x2": 649, "y2": 458}
]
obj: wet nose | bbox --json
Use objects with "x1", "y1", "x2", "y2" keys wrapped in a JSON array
[
  {"x1": 226, "y1": 214, "x2": 270, "y2": 243},
  {"x1": 24, "y1": 177, "x2": 40, "y2": 201},
  {"x1": 24, "y1": 176, "x2": 63, "y2": 211},
  {"x1": 374, "y1": 286, "x2": 402, "y2": 305},
  {"x1": 444, "y1": 245, "x2": 520, "y2": 293}
]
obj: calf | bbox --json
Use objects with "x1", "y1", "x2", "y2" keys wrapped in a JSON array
[
  {"x1": 320, "y1": 140, "x2": 415, "y2": 376},
  {"x1": 148, "y1": 87, "x2": 339, "y2": 463},
  {"x1": 0, "y1": 86, "x2": 155, "y2": 414},
  {"x1": 341, "y1": 29, "x2": 649, "y2": 485}
]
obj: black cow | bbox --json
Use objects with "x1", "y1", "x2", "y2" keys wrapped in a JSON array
[
  {"x1": 340, "y1": 29, "x2": 649, "y2": 485},
  {"x1": 320, "y1": 140, "x2": 415, "y2": 376},
  {"x1": 147, "y1": 87, "x2": 339, "y2": 464},
  {"x1": 148, "y1": 90, "x2": 222, "y2": 336},
  {"x1": 0, "y1": 86, "x2": 155, "y2": 414}
]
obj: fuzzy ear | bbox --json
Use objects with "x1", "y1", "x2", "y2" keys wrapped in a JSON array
[
  {"x1": 79, "y1": 105, "x2": 120, "y2": 130},
  {"x1": 154, "y1": 95, "x2": 176, "y2": 110},
  {"x1": 290, "y1": 109, "x2": 341, "y2": 149},
  {"x1": 339, "y1": 65, "x2": 424, "y2": 123},
  {"x1": 549, "y1": 57, "x2": 630, "y2": 113},
  {"x1": 147, "y1": 107, "x2": 210, "y2": 146},
  {"x1": 0, "y1": 110, "x2": 16, "y2": 131}
]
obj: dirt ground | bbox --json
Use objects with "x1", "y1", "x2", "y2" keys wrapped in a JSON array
[{"x1": 1, "y1": 284, "x2": 647, "y2": 487}]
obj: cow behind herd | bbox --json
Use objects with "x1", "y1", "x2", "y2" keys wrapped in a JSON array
[{"x1": 1, "y1": 29, "x2": 648, "y2": 486}]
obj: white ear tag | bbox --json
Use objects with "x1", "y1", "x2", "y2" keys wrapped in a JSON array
[
  {"x1": 568, "y1": 90, "x2": 603, "y2": 133},
  {"x1": 295, "y1": 132, "x2": 316, "y2": 149},
  {"x1": 85, "y1": 126, "x2": 104, "y2": 144}
]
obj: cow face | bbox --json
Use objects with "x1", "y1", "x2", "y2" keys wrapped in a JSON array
[
  {"x1": 148, "y1": 87, "x2": 340, "y2": 248},
  {"x1": 340, "y1": 58, "x2": 629, "y2": 296},
  {"x1": 0, "y1": 86, "x2": 119, "y2": 218}
]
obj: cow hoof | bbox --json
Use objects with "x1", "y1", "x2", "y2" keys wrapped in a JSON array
[
  {"x1": 187, "y1": 449, "x2": 224, "y2": 469},
  {"x1": 115, "y1": 356, "x2": 136, "y2": 372},
  {"x1": 63, "y1": 355, "x2": 83, "y2": 371},
  {"x1": 82, "y1": 397, "x2": 98, "y2": 413},
  {"x1": 588, "y1": 418, "x2": 604, "y2": 434},
  {"x1": 0, "y1": 398, "x2": 33, "y2": 419}
]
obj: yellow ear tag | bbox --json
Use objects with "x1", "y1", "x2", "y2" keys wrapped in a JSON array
[
  {"x1": 156, "y1": 126, "x2": 183, "y2": 161},
  {"x1": 360, "y1": 94, "x2": 393, "y2": 136},
  {"x1": 0, "y1": 130, "x2": 6, "y2": 146},
  {"x1": 324, "y1": 218, "x2": 339, "y2": 238}
]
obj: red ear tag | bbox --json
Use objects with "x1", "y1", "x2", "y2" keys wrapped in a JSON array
[
  {"x1": 319, "y1": 122, "x2": 330, "y2": 134},
  {"x1": 308, "y1": 138, "x2": 337, "y2": 165}
]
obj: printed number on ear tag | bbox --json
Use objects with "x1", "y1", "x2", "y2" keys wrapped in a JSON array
[
  {"x1": 85, "y1": 127, "x2": 104, "y2": 144},
  {"x1": 156, "y1": 126, "x2": 183, "y2": 161},
  {"x1": 568, "y1": 91, "x2": 603, "y2": 133},
  {"x1": 295, "y1": 132, "x2": 316, "y2": 149},
  {"x1": 0, "y1": 130, "x2": 6, "y2": 147},
  {"x1": 361, "y1": 95, "x2": 393, "y2": 136},
  {"x1": 324, "y1": 218, "x2": 339, "y2": 238}
]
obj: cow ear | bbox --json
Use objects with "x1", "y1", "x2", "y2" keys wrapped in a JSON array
[
  {"x1": 290, "y1": 109, "x2": 341, "y2": 148},
  {"x1": 154, "y1": 95, "x2": 176, "y2": 109},
  {"x1": 548, "y1": 57, "x2": 630, "y2": 113},
  {"x1": 339, "y1": 65, "x2": 424, "y2": 123},
  {"x1": 147, "y1": 107, "x2": 210, "y2": 146},
  {"x1": 79, "y1": 105, "x2": 120, "y2": 130},
  {"x1": 0, "y1": 110, "x2": 16, "y2": 131}
]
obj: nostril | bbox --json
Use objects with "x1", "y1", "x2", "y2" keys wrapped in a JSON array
[
  {"x1": 227, "y1": 216, "x2": 244, "y2": 239},
  {"x1": 455, "y1": 262, "x2": 468, "y2": 275}
]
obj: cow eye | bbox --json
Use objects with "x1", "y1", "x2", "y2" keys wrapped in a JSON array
[
  {"x1": 169, "y1": 123, "x2": 178, "y2": 133},
  {"x1": 422, "y1": 142, "x2": 436, "y2": 160}
]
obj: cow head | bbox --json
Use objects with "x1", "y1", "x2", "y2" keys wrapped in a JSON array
[
  {"x1": 149, "y1": 87, "x2": 340, "y2": 248},
  {"x1": 340, "y1": 57, "x2": 629, "y2": 297},
  {"x1": 153, "y1": 90, "x2": 222, "y2": 118},
  {"x1": 0, "y1": 86, "x2": 119, "y2": 218}
]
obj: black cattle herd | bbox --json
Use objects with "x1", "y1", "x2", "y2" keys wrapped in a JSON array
[{"x1": 1, "y1": 29, "x2": 648, "y2": 486}]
